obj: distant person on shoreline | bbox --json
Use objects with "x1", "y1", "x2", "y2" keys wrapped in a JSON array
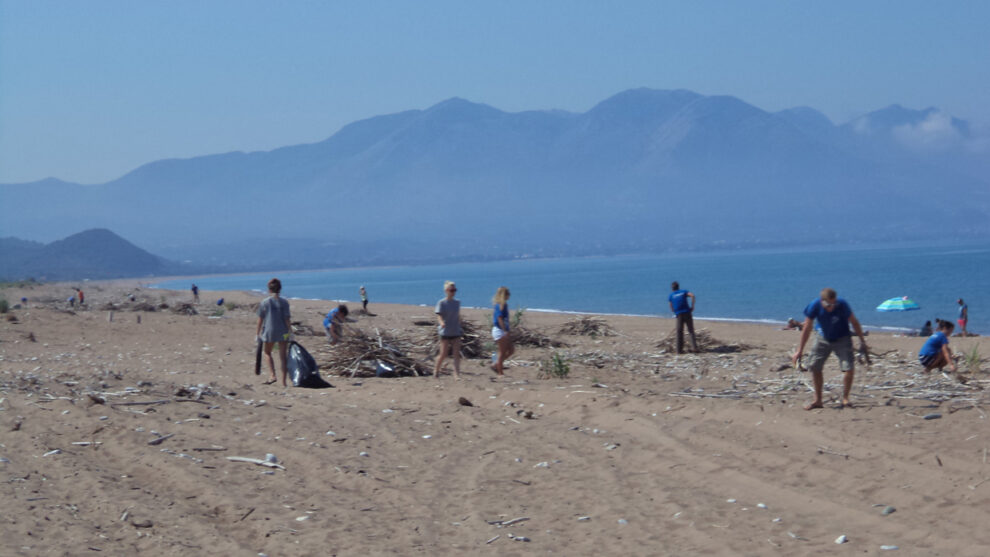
[
  {"x1": 77, "y1": 288, "x2": 84, "y2": 307},
  {"x1": 360, "y1": 286, "x2": 368, "y2": 313},
  {"x1": 792, "y1": 287, "x2": 868, "y2": 410},
  {"x1": 919, "y1": 320, "x2": 957, "y2": 373},
  {"x1": 323, "y1": 304, "x2": 349, "y2": 344},
  {"x1": 434, "y1": 281, "x2": 462, "y2": 379},
  {"x1": 918, "y1": 320, "x2": 933, "y2": 337},
  {"x1": 191, "y1": 284, "x2": 199, "y2": 303},
  {"x1": 491, "y1": 286, "x2": 514, "y2": 376},
  {"x1": 668, "y1": 281, "x2": 699, "y2": 354},
  {"x1": 957, "y1": 299, "x2": 968, "y2": 336},
  {"x1": 256, "y1": 278, "x2": 292, "y2": 386}
]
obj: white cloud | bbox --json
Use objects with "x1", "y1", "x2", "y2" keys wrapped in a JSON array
[{"x1": 891, "y1": 111, "x2": 964, "y2": 152}]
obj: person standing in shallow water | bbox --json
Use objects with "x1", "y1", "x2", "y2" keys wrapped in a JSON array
[
  {"x1": 491, "y1": 286, "x2": 514, "y2": 376},
  {"x1": 668, "y1": 281, "x2": 699, "y2": 353},
  {"x1": 434, "y1": 281, "x2": 462, "y2": 379},
  {"x1": 792, "y1": 287, "x2": 868, "y2": 410},
  {"x1": 256, "y1": 278, "x2": 292, "y2": 386}
]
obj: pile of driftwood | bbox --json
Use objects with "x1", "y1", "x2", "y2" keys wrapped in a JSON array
[
  {"x1": 419, "y1": 320, "x2": 487, "y2": 358},
  {"x1": 170, "y1": 303, "x2": 198, "y2": 316},
  {"x1": 512, "y1": 326, "x2": 567, "y2": 348},
  {"x1": 311, "y1": 327, "x2": 429, "y2": 377},
  {"x1": 656, "y1": 328, "x2": 757, "y2": 353},
  {"x1": 558, "y1": 316, "x2": 617, "y2": 337}
]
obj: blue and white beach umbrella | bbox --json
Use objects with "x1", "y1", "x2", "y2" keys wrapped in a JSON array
[{"x1": 876, "y1": 296, "x2": 921, "y2": 312}]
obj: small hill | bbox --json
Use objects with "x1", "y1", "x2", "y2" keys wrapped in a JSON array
[{"x1": 0, "y1": 228, "x2": 169, "y2": 281}]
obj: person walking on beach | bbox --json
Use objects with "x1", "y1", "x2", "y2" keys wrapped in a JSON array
[
  {"x1": 77, "y1": 288, "x2": 84, "y2": 307},
  {"x1": 360, "y1": 286, "x2": 368, "y2": 313},
  {"x1": 491, "y1": 286, "x2": 514, "y2": 376},
  {"x1": 191, "y1": 284, "x2": 199, "y2": 303},
  {"x1": 957, "y1": 299, "x2": 968, "y2": 336},
  {"x1": 434, "y1": 281, "x2": 463, "y2": 379},
  {"x1": 256, "y1": 278, "x2": 292, "y2": 386},
  {"x1": 919, "y1": 320, "x2": 957, "y2": 373},
  {"x1": 668, "y1": 281, "x2": 699, "y2": 353},
  {"x1": 792, "y1": 287, "x2": 868, "y2": 410},
  {"x1": 323, "y1": 304, "x2": 349, "y2": 344}
]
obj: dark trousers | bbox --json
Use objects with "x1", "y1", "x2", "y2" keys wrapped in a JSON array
[{"x1": 676, "y1": 312, "x2": 698, "y2": 353}]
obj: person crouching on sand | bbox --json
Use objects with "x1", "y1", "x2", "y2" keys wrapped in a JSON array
[
  {"x1": 324, "y1": 304, "x2": 349, "y2": 344},
  {"x1": 919, "y1": 320, "x2": 957, "y2": 373},
  {"x1": 434, "y1": 281, "x2": 462, "y2": 379},
  {"x1": 491, "y1": 286, "x2": 514, "y2": 376},
  {"x1": 256, "y1": 278, "x2": 292, "y2": 386},
  {"x1": 792, "y1": 287, "x2": 868, "y2": 410}
]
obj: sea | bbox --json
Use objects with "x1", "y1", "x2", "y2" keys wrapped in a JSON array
[{"x1": 152, "y1": 241, "x2": 990, "y2": 336}]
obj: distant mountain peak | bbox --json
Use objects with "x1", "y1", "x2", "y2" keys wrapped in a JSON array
[{"x1": 424, "y1": 97, "x2": 503, "y2": 120}]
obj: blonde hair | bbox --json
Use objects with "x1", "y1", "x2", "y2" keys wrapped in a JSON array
[
  {"x1": 444, "y1": 280, "x2": 456, "y2": 291},
  {"x1": 492, "y1": 286, "x2": 510, "y2": 306}
]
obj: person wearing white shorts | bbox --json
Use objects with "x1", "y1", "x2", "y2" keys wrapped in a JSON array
[{"x1": 491, "y1": 286, "x2": 514, "y2": 376}]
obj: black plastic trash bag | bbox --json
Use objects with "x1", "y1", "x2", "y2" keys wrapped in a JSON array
[
  {"x1": 375, "y1": 360, "x2": 397, "y2": 378},
  {"x1": 288, "y1": 341, "x2": 334, "y2": 388}
]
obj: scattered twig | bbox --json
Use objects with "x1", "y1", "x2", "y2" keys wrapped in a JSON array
[{"x1": 226, "y1": 456, "x2": 286, "y2": 470}]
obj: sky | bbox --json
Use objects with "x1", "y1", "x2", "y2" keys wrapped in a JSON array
[{"x1": 1, "y1": 0, "x2": 988, "y2": 185}]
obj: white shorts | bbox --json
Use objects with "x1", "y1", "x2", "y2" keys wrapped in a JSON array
[{"x1": 492, "y1": 326, "x2": 508, "y2": 341}]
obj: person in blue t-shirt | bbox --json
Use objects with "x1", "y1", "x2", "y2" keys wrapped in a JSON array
[
  {"x1": 668, "y1": 281, "x2": 699, "y2": 354},
  {"x1": 919, "y1": 320, "x2": 957, "y2": 372},
  {"x1": 792, "y1": 287, "x2": 869, "y2": 410},
  {"x1": 491, "y1": 286, "x2": 514, "y2": 376},
  {"x1": 323, "y1": 304, "x2": 349, "y2": 344}
]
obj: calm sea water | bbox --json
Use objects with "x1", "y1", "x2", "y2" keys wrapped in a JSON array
[{"x1": 153, "y1": 242, "x2": 989, "y2": 335}]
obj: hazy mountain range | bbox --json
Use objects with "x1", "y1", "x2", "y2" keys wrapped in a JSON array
[{"x1": 2, "y1": 88, "x2": 988, "y2": 276}]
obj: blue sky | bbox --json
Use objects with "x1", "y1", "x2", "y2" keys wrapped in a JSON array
[{"x1": 1, "y1": 0, "x2": 988, "y2": 184}]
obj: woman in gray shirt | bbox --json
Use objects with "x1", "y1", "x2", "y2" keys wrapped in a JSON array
[
  {"x1": 434, "y1": 280, "x2": 462, "y2": 379},
  {"x1": 256, "y1": 278, "x2": 292, "y2": 386}
]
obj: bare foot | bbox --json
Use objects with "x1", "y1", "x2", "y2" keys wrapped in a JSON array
[
  {"x1": 804, "y1": 401, "x2": 824, "y2": 410},
  {"x1": 840, "y1": 399, "x2": 854, "y2": 408}
]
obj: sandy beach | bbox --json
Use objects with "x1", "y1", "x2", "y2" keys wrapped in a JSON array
[{"x1": 1, "y1": 280, "x2": 989, "y2": 556}]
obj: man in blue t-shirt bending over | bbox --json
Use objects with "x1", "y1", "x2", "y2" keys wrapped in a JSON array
[
  {"x1": 792, "y1": 287, "x2": 869, "y2": 410},
  {"x1": 668, "y1": 281, "x2": 699, "y2": 354}
]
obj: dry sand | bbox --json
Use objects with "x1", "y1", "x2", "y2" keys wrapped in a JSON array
[{"x1": 1, "y1": 280, "x2": 989, "y2": 556}]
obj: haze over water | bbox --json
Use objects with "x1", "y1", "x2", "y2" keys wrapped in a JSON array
[{"x1": 154, "y1": 242, "x2": 990, "y2": 335}]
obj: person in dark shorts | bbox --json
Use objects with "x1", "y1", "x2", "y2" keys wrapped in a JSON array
[
  {"x1": 360, "y1": 286, "x2": 368, "y2": 313},
  {"x1": 256, "y1": 278, "x2": 292, "y2": 386},
  {"x1": 919, "y1": 320, "x2": 957, "y2": 372},
  {"x1": 191, "y1": 284, "x2": 199, "y2": 303},
  {"x1": 324, "y1": 304, "x2": 349, "y2": 344},
  {"x1": 792, "y1": 288, "x2": 869, "y2": 410},
  {"x1": 668, "y1": 281, "x2": 699, "y2": 353},
  {"x1": 434, "y1": 281, "x2": 462, "y2": 379}
]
